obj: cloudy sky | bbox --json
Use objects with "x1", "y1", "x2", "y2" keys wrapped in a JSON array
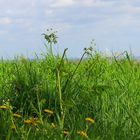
[{"x1": 0, "y1": 0, "x2": 140, "y2": 58}]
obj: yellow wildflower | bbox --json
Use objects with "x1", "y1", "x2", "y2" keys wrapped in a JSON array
[
  {"x1": 63, "y1": 131, "x2": 69, "y2": 136},
  {"x1": 44, "y1": 109, "x2": 54, "y2": 115},
  {"x1": 0, "y1": 105, "x2": 7, "y2": 109},
  {"x1": 24, "y1": 118, "x2": 40, "y2": 126},
  {"x1": 24, "y1": 119, "x2": 33, "y2": 124},
  {"x1": 77, "y1": 131, "x2": 88, "y2": 138},
  {"x1": 0, "y1": 105, "x2": 11, "y2": 110},
  {"x1": 85, "y1": 117, "x2": 95, "y2": 124},
  {"x1": 13, "y1": 113, "x2": 21, "y2": 118}
]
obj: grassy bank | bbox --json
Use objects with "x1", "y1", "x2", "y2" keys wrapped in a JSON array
[
  {"x1": 0, "y1": 30, "x2": 140, "y2": 139},
  {"x1": 0, "y1": 50, "x2": 140, "y2": 140}
]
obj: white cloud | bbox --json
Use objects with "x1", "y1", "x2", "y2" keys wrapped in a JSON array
[
  {"x1": 0, "y1": 17, "x2": 12, "y2": 25},
  {"x1": 50, "y1": 0, "x2": 75, "y2": 7}
]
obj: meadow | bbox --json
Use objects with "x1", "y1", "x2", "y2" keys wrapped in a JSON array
[{"x1": 0, "y1": 30, "x2": 140, "y2": 140}]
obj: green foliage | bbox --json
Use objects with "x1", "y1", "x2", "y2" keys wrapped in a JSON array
[{"x1": 0, "y1": 31, "x2": 140, "y2": 139}]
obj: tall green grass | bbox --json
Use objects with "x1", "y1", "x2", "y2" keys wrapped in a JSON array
[{"x1": 0, "y1": 31, "x2": 140, "y2": 139}]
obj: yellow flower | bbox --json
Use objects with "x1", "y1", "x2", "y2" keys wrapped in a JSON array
[
  {"x1": 85, "y1": 117, "x2": 95, "y2": 124},
  {"x1": 77, "y1": 131, "x2": 88, "y2": 138},
  {"x1": 0, "y1": 105, "x2": 10, "y2": 110},
  {"x1": 24, "y1": 118, "x2": 40, "y2": 126},
  {"x1": 63, "y1": 131, "x2": 69, "y2": 136},
  {"x1": 44, "y1": 109, "x2": 54, "y2": 115},
  {"x1": 13, "y1": 113, "x2": 21, "y2": 118},
  {"x1": 0, "y1": 105, "x2": 7, "y2": 109},
  {"x1": 24, "y1": 119, "x2": 33, "y2": 124}
]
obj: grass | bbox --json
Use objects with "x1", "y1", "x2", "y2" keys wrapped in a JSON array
[{"x1": 0, "y1": 31, "x2": 140, "y2": 139}]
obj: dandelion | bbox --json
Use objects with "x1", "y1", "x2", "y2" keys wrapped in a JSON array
[
  {"x1": 13, "y1": 113, "x2": 21, "y2": 118},
  {"x1": 24, "y1": 118, "x2": 40, "y2": 126},
  {"x1": 0, "y1": 105, "x2": 10, "y2": 110},
  {"x1": 63, "y1": 131, "x2": 69, "y2": 136},
  {"x1": 85, "y1": 117, "x2": 95, "y2": 124},
  {"x1": 24, "y1": 120, "x2": 33, "y2": 125},
  {"x1": 0, "y1": 105, "x2": 7, "y2": 109},
  {"x1": 44, "y1": 109, "x2": 54, "y2": 115},
  {"x1": 77, "y1": 131, "x2": 88, "y2": 138}
]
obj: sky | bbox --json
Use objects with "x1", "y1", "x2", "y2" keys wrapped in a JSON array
[{"x1": 0, "y1": 0, "x2": 140, "y2": 58}]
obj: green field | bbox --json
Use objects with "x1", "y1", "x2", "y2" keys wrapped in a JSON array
[{"x1": 0, "y1": 32, "x2": 140, "y2": 140}]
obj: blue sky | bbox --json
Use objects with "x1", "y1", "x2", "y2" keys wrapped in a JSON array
[{"x1": 0, "y1": 0, "x2": 140, "y2": 58}]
